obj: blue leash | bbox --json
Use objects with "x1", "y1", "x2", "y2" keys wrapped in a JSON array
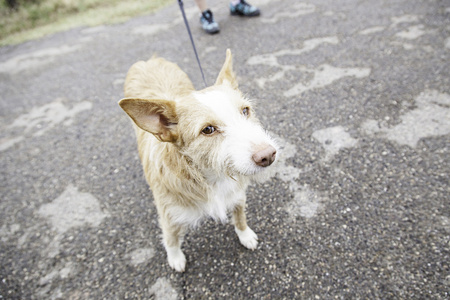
[{"x1": 178, "y1": 0, "x2": 207, "y2": 88}]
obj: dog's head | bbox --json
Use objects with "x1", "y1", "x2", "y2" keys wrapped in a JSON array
[{"x1": 119, "y1": 49, "x2": 277, "y2": 179}]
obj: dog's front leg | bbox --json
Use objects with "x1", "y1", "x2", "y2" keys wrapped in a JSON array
[
  {"x1": 232, "y1": 202, "x2": 258, "y2": 250},
  {"x1": 160, "y1": 216, "x2": 187, "y2": 272}
]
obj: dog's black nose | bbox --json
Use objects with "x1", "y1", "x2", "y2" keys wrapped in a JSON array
[{"x1": 252, "y1": 145, "x2": 276, "y2": 167}]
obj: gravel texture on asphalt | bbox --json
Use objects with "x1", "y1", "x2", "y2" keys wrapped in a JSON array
[{"x1": 1, "y1": 0, "x2": 449, "y2": 299}]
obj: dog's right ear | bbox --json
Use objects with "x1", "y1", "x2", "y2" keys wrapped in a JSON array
[
  {"x1": 118, "y1": 98, "x2": 178, "y2": 143},
  {"x1": 215, "y1": 49, "x2": 238, "y2": 90}
]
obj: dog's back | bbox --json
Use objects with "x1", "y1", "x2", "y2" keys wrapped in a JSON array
[{"x1": 124, "y1": 57, "x2": 194, "y2": 100}]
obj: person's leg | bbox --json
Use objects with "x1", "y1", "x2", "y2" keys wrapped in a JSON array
[{"x1": 194, "y1": 0, "x2": 208, "y2": 12}]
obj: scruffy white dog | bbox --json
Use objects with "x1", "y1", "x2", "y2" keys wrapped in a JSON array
[{"x1": 119, "y1": 50, "x2": 277, "y2": 272}]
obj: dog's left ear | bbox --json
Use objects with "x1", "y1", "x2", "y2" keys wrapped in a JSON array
[
  {"x1": 215, "y1": 49, "x2": 238, "y2": 90},
  {"x1": 118, "y1": 98, "x2": 178, "y2": 143}
]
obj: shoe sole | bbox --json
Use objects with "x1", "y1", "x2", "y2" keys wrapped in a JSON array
[
  {"x1": 205, "y1": 28, "x2": 220, "y2": 34},
  {"x1": 230, "y1": 10, "x2": 260, "y2": 17}
]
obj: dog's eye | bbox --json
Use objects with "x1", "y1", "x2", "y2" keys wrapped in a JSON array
[
  {"x1": 242, "y1": 107, "x2": 250, "y2": 117},
  {"x1": 202, "y1": 125, "x2": 216, "y2": 135}
]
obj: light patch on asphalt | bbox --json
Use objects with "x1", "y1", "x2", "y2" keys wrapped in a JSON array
[
  {"x1": 445, "y1": 37, "x2": 450, "y2": 49},
  {"x1": 203, "y1": 46, "x2": 217, "y2": 54},
  {"x1": 0, "y1": 99, "x2": 92, "y2": 151},
  {"x1": 359, "y1": 14, "x2": 423, "y2": 38},
  {"x1": 131, "y1": 6, "x2": 197, "y2": 36},
  {"x1": 36, "y1": 261, "x2": 77, "y2": 299},
  {"x1": 247, "y1": 37, "x2": 371, "y2": 97},
  {"x1": 37, "y1": 185, "x2": 109, "y2": 257},
  {"x1": 247, "y1": 36, "x2": 339, "y2": 88},
  {"x1": 8, "y1": 99, "x2": 92, "y2": 136},
  {"x1": 251, "y1": 0, "x2": 274, "y2": 6},
  {"x1": 322, "y1": 10, "x2": 347, "y2": 19},
  {"x1": 0, "y1": 223, "x2": 21, "y2": 242},
  {"x1": 38, "y1": 185, "x2": 109, "y2": 234},
  {"x1": 265, "y1": 135, "x2": 301, "y2": 182},
  {"x1": 358, "y1": 14, "x2": 427, "y2": 51},
  {"x1": 0, "y1": 45, "x2": 80, "y2": 74},
  {"x1": 359, "y1": 26, "x2": 386, "y2": 35},
  {"x1": 390, "y1": 15, "x2": 420, "y2": 27},
  {"x1": 385, "y1": 15, "x2": 432, "y2": 50},
  {"x1": 395, "y1": 25, "x2": 426, "y2": 40},
  {"x1": 266, "y1": 136, "x2": 326, "y2": 219},
  {"x1": 362, "y1": 90, "x2": 450, "y2": 147},
  {"x1": 248, "y1": 37, "x2": 339, "y2": 66},
  {"x1": 285, "y1": 185, "x2": 327, "y2": 219},
  {"x1": 132, "y1": 23, "x2": 172, "y2": 35},
  {"x1": 261, "y1": 2, "x2": 315, "y2": 24},
  {"x1": 39, "y1": 261, "x2": 75, "y2": 286},
  {"x1": 439, "y1": 216, "x2": 450, "y2": 233},
  {"x1": 284, "y1": 64, "x2": 371, "y2": 97},
  {"x1": 126, "y1": 247, "x2": 155, "y2": 266},
  {"x1": 312, "y1": 126, "x2": 358, "y2": 161},
  {"x1": 0, "y1": 136, "x2": 25, "y2": 152},
  {"x1": 390, "y1": 41, "x2": 415, "y2": 51},
  {"x1": 113, "y1": 78, "x2": 125, "y2": 88},
  {"x1": 149, "y1": 278, "x2": 178, "y2": 300}
]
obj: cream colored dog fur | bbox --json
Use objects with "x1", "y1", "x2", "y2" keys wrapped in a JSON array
[{"x1": 119, "y1": 50, "x2": 277, "y2": 272}]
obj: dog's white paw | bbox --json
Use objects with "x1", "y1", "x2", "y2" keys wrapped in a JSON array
[
  {"x1": 166, "y1": 246, "x2": 186, "y2": 272},
  {"x1": 235, "y1": 227, "x2": 258, "y2": 250}
]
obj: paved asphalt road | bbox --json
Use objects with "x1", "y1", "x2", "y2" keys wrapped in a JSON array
[{"x1": 1, "y1": 0, "x2": 449, "y2": 299}]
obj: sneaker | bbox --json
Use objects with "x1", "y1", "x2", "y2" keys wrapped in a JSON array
[
  {"x1": 200, "y1": 9, "x2": 220, "y2": 34},
  {"x1": 230, "y1": 0, "x2": 260, "y2": 17}
]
